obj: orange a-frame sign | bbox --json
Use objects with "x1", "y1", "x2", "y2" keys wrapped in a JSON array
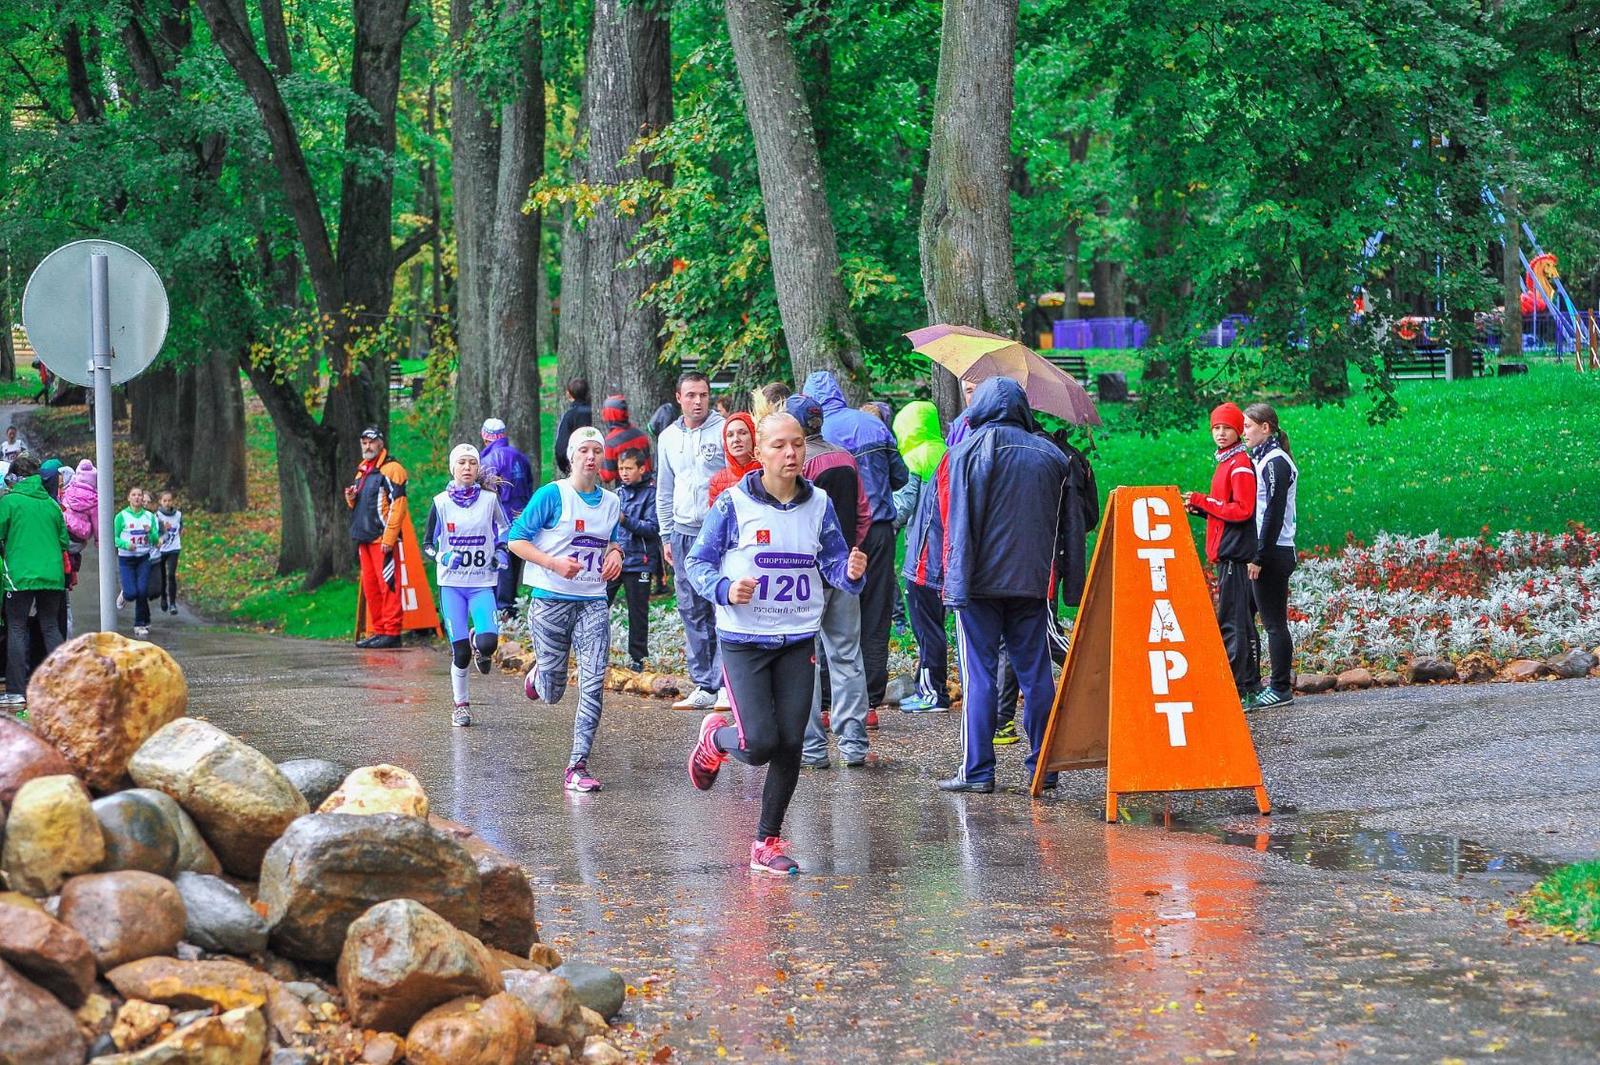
[
  {"x1": 1029, "y1": 485, "x2": 1271, "y2": 821},
  {"x1": 354, "y1": 519, "x2": 444, "y2": 640}
]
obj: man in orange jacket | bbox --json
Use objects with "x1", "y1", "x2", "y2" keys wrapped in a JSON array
[{"x1": 346, "y1": 426, "x2": 410, "y2": 648}]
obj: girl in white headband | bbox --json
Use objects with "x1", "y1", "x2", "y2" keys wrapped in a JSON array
[{"x1": 422, "y1": 443, "x2": 510, "y2": 726}]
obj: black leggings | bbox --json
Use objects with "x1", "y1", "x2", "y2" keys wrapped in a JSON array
[
  {"x1": 1251, "y1": 546, "x2": 1297, "y2": 694},
  {"x1": 715, "y1": 639, "x2": 815, "y2": 841},
  {"x1": 154, "y1": 551, "x2": 180, "y2": 610}
]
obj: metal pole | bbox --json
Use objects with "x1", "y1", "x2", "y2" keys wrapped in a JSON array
[{"x1": 89, "y1": 254, "x2": 116, "y2": 632}]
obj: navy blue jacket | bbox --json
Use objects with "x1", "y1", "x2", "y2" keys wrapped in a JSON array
[
  {"x1": 802, "y1": 371, "x2": 908, "y2": 524},
  {"x1": 614, "y1": 475, "x2": 660, "y2": 572},
  {"x1": 942, "y1": 377, "x2": 1070, "y2": 608}
]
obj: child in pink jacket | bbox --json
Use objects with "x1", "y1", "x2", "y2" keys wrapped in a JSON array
[{"x1": 60, "y1": 459, "x2": 98, "y2": 544}]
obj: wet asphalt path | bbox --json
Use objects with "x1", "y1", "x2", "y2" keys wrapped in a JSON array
[{"x1": 76, "y1": 556, "x2": 1600, "y2": 1063}]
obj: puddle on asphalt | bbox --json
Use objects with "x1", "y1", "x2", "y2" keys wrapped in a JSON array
[{"x1": 1122, "y1": 808, "x2": 1555, "y2": 877}]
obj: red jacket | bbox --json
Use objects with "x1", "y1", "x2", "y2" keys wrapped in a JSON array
[{"x1": 1185, "y1": 444, "x2": 1256, "y2": 562}]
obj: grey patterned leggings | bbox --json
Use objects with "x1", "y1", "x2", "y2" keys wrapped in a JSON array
[{"x1": 527, "y1": 597, "x2": 611, "y2": 767}]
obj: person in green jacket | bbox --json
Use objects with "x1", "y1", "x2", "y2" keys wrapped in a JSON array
[
  {"x1": 0, "y1": 453, "x2": 69, "y2": 704},
  {"x1": 113, "y1": 486, "x2": 157, "y2": 637},
  {"x1": 891, "y1": 401, "x2": 949, "y2": 713}
]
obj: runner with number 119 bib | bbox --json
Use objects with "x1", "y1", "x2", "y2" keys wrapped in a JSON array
[
  {"x1": 685, "y1": 412, "x2": 867, "y2": 876},
  {"x1": 509, "y1": 427, "x2": 624, "y2": 794}
]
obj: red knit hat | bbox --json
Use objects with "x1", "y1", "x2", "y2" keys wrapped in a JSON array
[{"x1": 1209, "y1": 402, "x2": 1244, "y2": 433}]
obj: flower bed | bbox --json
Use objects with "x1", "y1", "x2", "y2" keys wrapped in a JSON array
[{"x1": 1289, "y1": 525, "x2": 1600, "y2": 674}]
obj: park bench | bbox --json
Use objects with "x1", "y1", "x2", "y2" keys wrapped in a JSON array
[
  {"x1": 388, "y1": 362, "x2": 423, "y2": 402},
  {"x1": 1044, "y1": 351, "x2": 1091, "y2": 386},
  {"x1": 1384, "y1": 346, "x2": 1486, "y2": 380}
]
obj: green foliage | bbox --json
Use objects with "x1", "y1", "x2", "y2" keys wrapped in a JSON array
[{"x1": 1525, "y1": 861, "x2": 1600, "y2": 942}]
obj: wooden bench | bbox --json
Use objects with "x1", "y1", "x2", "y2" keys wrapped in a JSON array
[
  {"x1": 1385, "y1": 346, "x2": 1486, "y2": 380},
  {"x1": 388, "y1": 363, "x2": 423, "y2": 402},
  {"x1": 1044, "y1": 351, "x2": 1091, "y2": 385}
]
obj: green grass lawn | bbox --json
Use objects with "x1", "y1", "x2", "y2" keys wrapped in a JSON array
[
  {"x1": 1524, "y1": 861, "x2": 1600, "y2": 941},
  {"x1": 1083, "y1": 359, "x2": 1600, "y2": 549}
]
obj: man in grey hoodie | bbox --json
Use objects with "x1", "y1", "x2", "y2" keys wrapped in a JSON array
[{"x1": 655, "y1": 371, "x2": 728, "y2": 708}]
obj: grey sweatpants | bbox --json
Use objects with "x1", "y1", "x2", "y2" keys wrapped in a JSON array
[
  {"x1": 527, "y1": 596, "x2": 610, "y2": 767},
  {"x1": 672, "y1": 530, "x2": 722, "y2": 690},
  {"x1": 803, "y1": 586, "x2": 870, "y2": 763}
]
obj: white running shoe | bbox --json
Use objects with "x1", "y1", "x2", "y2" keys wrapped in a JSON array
[
  {"x1": 133, "y1": 626, "x2": 150, "y2": 638},
  {"x1": 452, "y1": 702, "x2": 473, "y2": 727},
  {"x1": 714, "y1": 687, "x2": 731, "y2": 709},
  {"x1": 673, "y1": 687, "x2": 719, "y2": 711}
]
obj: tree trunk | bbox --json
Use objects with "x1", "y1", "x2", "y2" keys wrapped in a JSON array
[
  {"x1": 573, "y1": 0, "x2": 673, "y2": 414},
  {"x1": 198, "y1": 0, "x2": 409, "y2": 588},
  {"x1": 239, "y1": 351, "x2": 318, "y2": 573},
  {"x1": 1061, "y1": 130, "x2": 1090, "y2": 322},
  {"x1": 0, "y1": 248, "x2": 15, "y2": 381},
  {"x1": 1501, "y1": 184, "x2": 1523, "y2": 362},
  {"x1": 917, "y1": 0, "x2": 1020, "y2": 420},
  {"x1": 724, "y1": 0, "x2": 868, "y2": 397},
  {"x1": 451, "y1": 0, "x2": 544, "y2": 465},
  {"x1": 188, "y1": 350, "x2": 247, "y2": 511},
  {"x1": 556, "y1": 202, "x2": 593, "y2": 394}
]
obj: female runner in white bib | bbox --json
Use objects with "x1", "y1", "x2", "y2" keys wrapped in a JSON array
[
  {"x1": 508, "y1": 427, "x2": 624, "y2": 793},
  {"x1": 684, "y1": 413, "x2": 866, "y2": 876},
  {"x1": 423, "y1": 444, "x2": 511, "y2": 727}
]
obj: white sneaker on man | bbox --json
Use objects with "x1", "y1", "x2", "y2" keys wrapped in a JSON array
[{"x1": 673, "y1": 687, "x2": 719, "y2": 711}]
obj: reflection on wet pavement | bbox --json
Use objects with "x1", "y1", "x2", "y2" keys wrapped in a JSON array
[
  {"x1": 132, "y1": 608, "x2": 1600, "y2": 1063},
  {"x1": 1121, "y1": 808, "x2": 1556, "y2": 876}
]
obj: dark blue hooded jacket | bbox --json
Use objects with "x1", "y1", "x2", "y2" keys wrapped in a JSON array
[
  {"x1": 941, "y1": 377, "x2": 1070, "y2": 608},
  {"x1": 802, "y1": 371, "x2": 908, "y2": 524}
]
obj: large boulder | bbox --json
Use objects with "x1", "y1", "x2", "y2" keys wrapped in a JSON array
[
  {"x1": 404, "y1": 993, "x2": 537, "y2": 1065},
  {"x1": 318, "y1": 764, "x2": 430, "y2": 818},
  {"x1": 275, "y1": 759, "x2": 347, "y2": 810},
  {"x1": 0, "y1": 958, "x2": 85, "y2": 1065},
  {"x1": 57, "y1": 870, "x2": 186, "y2": 972},
  {"x1": 501, "y1": 969, "x2": 588, "y2": 1053},
  {"x1": 0, "y1": 896, "x2": 96, "y2": 1006},
  {"x1": 173, "y1": 872, "x2": 270, "y2": 956},
  {"x1": 27, "y1": 632, "x2": 187, "y2": 792},
  {"x1": 122, "y1": 788, "x2": 223, "y2": 876},
  {"x1": 88, "y1": 1005, "x2": 264, "y2": 1065},
  {"x1": 128, "y1": 717, "x2": 308, "y2": 878},
  {"x1": 432, "y1": 816, "x2": 536, "y2": 955},
  {"x1": 259, "y1": 813, "x2": 480, "y2": 963},
  {"x1": 0, "y1": 716, "x2": 74, "y2": 806},
  {"x1": 92, "y1": 791, "x2": 180, "y2": 878},
  {"x1": 106, "y1": 957, "x2": 311, "y2": 1045},
  {"x1": 1, "y1": 774, "x2": 104, "y2": 895},
  {"x1": 336, "y1": 899, "x2": 498, "y2": 1033},
  {"x1": 553, "y1": 960, "x2": 626, "y2": 1020}
]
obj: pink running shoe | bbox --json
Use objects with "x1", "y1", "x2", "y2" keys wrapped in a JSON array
[
  {"x1": 749, "y1": 836, "x2": 800, "y2": 877},
  {"x1": 523, "y1": 669, "x2": 542, "y2": 702},
  {"x1": 564, "y1": 762, "x2": 601, "y2": 793},
  {"x1": 688, "y1": 713, "x2": 729, "y2": 791}
]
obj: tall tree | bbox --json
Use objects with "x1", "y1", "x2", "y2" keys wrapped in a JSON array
[
  {"x1": 197, "y1": 0, "x2": 415, "y2": 586},
  {"x1": 918, "y1": 0, "x2": 1020, "y2": 417},
  {"x1": 451, "y1": 0, "x2": 544, "y2": 464},
  {"x1": 555, "y1": 0, "x2": 673, "y2": 413},
  {"x1": 724, "y1": 0, "x2": 868, "y2": 396}
]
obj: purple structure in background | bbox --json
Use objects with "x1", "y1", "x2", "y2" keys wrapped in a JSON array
[{"x1": 1050, "y1": 316, "x2": 1240, "y2": 350}]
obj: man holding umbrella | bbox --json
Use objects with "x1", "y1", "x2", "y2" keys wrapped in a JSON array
[{"x1": 904, "y1": 326, "x2": 1097, "y2": 794}]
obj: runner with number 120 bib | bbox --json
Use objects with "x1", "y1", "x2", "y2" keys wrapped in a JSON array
[{"x1": 684, "y1": 412, "x2": 867, "y2": 877}]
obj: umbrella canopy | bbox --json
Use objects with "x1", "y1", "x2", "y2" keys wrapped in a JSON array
[{"x1": 904, "y1": 323, "x2": 1102, "y2": 426}]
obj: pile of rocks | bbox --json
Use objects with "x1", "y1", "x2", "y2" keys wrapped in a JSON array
[{"x1": 0, "y1": 632, "x2": 629, "y2": 1065}]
